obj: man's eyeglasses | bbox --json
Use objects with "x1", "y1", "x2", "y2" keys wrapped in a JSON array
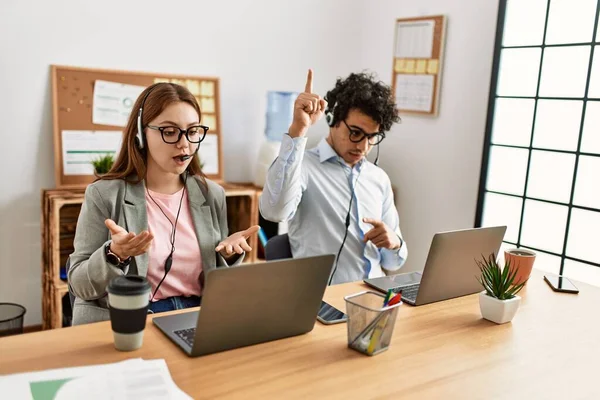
[
  {"x1": 147, "y1": 124, "x2": 209, "y2": 144},
  {"x1": 342, "y1": 120, "x2": 385, "y2": 145}
]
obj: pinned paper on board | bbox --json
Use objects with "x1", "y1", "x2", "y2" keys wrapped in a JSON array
[
  {"x1": 202, "y1": 114, "x2": 217, "y2": 131},
  {"x1": 200, "y1": 98, "x2": 215, "y2": 113},
  {"x1": 62, "y1": 130, "x2": 122, "y2": 175},
  {"x1": 394, "y1": 74, "x2": 434, "y2": 113},
  {"x1": 405, "y1": 60, "x2": 416, "y2": 74},
  {"x1": 199, "y1": 134, "x2": 219, "y2": 175},
  {"x1": 427, "y1": 59, "x2": 439, "y2": 74},
  {"x1": 201, "y1": 81, "x2": 214, "y2": 97},
  {"x1": 394, "y1": 59, "x2": 405, "y2": 73},
  {"x1": 92, "y1": 80, "x2": 145, "y2": 127},
  {"x1": 394, "y1": 20, "x2": 434, "y2": 58},
  {"x1": 186, "y1": 79, "x2": 201, "y2": 95}
]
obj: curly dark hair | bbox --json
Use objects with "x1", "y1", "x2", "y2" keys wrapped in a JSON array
[{"x1": 324, "y1": 72, "x2": 400, "y2": 132}]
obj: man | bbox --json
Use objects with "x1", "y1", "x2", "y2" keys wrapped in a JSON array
[{"x1": 259, "y1": 69, "x2": 407, "y2": 284}]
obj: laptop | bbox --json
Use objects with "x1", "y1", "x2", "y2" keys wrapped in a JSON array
[
  {"x1": 363, "y1": 226, "x2": 506, "y2": 306},
  {"x1": 153, "y1": 254, "x2": 335, "y2": 357}
]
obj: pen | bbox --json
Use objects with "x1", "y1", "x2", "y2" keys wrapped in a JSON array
[
  {"x1": 350, "y1": 291, "x2": 403, "y2": 351},
  {"x1": 257, "y1": 226, "x2": 268, "y2": 247},
  {"x1": 383, "y1": 289, "x2": 395, "y2": 306},
  {"x1": 365, "y1": 291, "x2": 402, "y2": 353}
]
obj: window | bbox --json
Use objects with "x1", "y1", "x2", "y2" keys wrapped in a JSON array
[{"x1": 476, "y1": 0, "x2": 600, "y2": 287}]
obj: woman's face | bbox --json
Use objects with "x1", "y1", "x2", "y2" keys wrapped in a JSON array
[{"x1": 144, "y1": 101, "x2": 201, "y2": 177}]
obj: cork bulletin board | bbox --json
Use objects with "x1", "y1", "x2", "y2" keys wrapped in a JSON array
[
  {"x1": 51, "y1": 65, "x2": 223, "y2": 187},
  {"x1": 391, "y1": 15, "x2": 446, "y2": 116}
]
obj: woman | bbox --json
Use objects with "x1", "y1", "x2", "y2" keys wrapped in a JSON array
[{"x1": 68, "y1": 82, "x2": 258, "y2": 325}]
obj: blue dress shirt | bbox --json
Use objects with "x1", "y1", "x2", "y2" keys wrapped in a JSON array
[{"x1": 259, "y1": 134, "x2": 407, "y2": 284}]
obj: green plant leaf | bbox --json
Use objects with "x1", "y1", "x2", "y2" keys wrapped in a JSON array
[
  {"x1": 476, "y1": 251, "x2": 526, "y2": 300},
  {"x1": 91, "y1": 153, "x2": 115, "y2": 175}
]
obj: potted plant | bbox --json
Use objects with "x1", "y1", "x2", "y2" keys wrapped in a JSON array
[
  {"x1": 91, "y1": 153, "x2": 114, "y2": 177},
  {"x1": 476, "y1": 253, "x2": 527, "y2": 324}
]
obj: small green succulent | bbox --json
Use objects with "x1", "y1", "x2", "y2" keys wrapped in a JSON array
[{"x1": 476, "y1": 253, "x2": 526, "y2": 300}]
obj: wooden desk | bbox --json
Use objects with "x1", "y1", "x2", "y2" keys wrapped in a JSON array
[{"x1": 1, "y1": 270, "x2": 598, "y2": 399}]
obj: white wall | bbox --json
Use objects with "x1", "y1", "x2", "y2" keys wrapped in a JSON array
[{"x1": 0, "y1": 0, "x2": 499, "y2": 326}]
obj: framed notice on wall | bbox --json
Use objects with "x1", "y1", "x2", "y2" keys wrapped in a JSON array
[{"x1": 391, "y1": 15, "x2": 446, "y2": 116}]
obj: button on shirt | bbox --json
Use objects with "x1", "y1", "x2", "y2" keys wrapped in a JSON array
[{"x1": 259, "y1": 135, "x2": 407, "y2": 284}]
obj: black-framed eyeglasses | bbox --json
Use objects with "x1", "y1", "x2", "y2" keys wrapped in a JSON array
[
  {"x1": 146, "y1": 124, "x2": 209, "y2": 144},
  {"x1": 342, "y1": 120, "x2": 385, "y2": 145}
]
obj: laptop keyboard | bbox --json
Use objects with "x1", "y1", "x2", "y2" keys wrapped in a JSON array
[
  {"x1": 174, "y1": 327, "x2": 196, "y2": 347},
  {"x1": 399, "y1": 284, "x2": 420, "y2": 303}
]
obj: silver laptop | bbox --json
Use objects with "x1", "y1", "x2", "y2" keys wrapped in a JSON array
[
  {"x1": 153, "y1": 255, "x2": 335, "y2": 357},
  {"x1": 364, "y1": 226, "x2": 506, "y2": 306}
]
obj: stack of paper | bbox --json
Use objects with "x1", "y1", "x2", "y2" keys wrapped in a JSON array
[{"x1": 0, "y1": 358, "x2": 191, "y2": 400}]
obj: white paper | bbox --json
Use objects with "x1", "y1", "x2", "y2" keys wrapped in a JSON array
[
  {"x1": 200, "y1": 81, "x2": 214, "y2": 97},
  {"x1": 62, "y1": 130, "x2": 122, "y2": 175},
  {"x1": 200, "y1": 98, "x2": 215, "y2": 113},
  {"x1": 0, "y1": 358, "x2": 191, "y2": 400},
  {"x1": 395, "y1": 74, "x2": 434, "y2": 112},
  {"x1": 199, "y1": 134, "x2": 219, "y2": 175},
  {"x1": 202, "y1": 115, "x2": 217, "y2": 131},
  {"x1": 93, "y1": 80, "x2": 146, "y2": 127},
  {"x1": 395, "y1": 20, "x2": 435, "y2": 58}
]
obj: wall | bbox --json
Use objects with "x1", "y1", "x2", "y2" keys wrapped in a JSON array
[
  {"x1": 0, "y1": 0, "x2": 499, "y2": 325},
  {"x1": 358, "y1": 0, "x2": 501, "y2": 273}
]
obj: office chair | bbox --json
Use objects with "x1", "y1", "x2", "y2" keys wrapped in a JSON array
[{"x1": 265, "y1": 234, "x2": 293, "y2": 261}]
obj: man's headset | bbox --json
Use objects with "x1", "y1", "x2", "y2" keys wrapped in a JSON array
[
  {"x1": 325, "y1": 102, "x2": 336, "y2": 128},
  {"x1": 135, "y1": 83, "x2": 198, "y2": 162}
]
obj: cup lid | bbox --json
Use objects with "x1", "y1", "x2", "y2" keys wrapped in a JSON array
[
  {"x1": 108, "y1": 275, "x2": 151, "y2": 296},
  {"x1": 506, "y1": 248, "x2": 536, "y2": 257}
]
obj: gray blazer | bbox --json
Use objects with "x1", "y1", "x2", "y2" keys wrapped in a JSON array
[{"x1": 68, "y1": 176, "x2": 234, "y2": 325}]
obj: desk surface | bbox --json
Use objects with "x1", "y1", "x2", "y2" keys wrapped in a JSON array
[{"x1": 1, "y1": 270, "x2": 598, "y2": 399}]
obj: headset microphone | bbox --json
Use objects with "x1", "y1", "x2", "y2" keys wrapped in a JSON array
[{"x1": 182, "y1": 139, "x2": 202, "y2": 162}]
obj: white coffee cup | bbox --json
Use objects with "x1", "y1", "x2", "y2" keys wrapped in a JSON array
[{"x1": 107, "y1": 275, "x2": 151, "y2": 351}]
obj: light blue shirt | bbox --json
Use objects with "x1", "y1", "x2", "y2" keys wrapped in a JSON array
[{"x1": 259, "y1": 134, "x2": 407, "y2": 284}]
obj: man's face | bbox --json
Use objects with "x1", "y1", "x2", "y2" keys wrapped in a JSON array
[{"x1": 328, "y1": 108, "x2": 382, "y2": 167}]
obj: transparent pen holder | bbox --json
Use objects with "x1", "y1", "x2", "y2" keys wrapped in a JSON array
[{"x1": 344, "y1": 291, "x2": 402, "y2": 356}]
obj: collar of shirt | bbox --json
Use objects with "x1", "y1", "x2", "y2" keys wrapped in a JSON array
[{"x1": 314, "y1": 138, "x2": 366, "y2": 172}]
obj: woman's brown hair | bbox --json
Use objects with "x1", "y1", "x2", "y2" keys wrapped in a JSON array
[{"x1": 100, "y1": 83, "x2": 205, "y2": 183}]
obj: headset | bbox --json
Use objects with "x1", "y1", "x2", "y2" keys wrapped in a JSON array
[
  {"x1": 325, "y1": 102, "x2": 336, "y2": 128},
  {"x1": 135, "y1": 85, "x2": 156, "y2": 150}
]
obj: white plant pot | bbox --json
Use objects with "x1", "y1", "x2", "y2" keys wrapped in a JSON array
[{"x1": 478, "y1": 291, "x2": 521, "y2": 324}]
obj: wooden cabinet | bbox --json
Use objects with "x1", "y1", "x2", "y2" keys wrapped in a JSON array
[{"x1": 41, "y1": 184, "x2": 260, "y2": 329}]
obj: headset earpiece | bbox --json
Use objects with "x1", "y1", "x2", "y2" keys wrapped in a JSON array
[
  {"x1": 325, "y1": 102, "x2": 337, "y2": 127},
  {"x1": 325, "y1": 111, "x2": 334, "y2": 127},
  {"x1": 136, "y1": 106, "x2": 144, "y2": 149},
  {"x1": 136, "y1": 83, "x2": 165, "y2": 150}
]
